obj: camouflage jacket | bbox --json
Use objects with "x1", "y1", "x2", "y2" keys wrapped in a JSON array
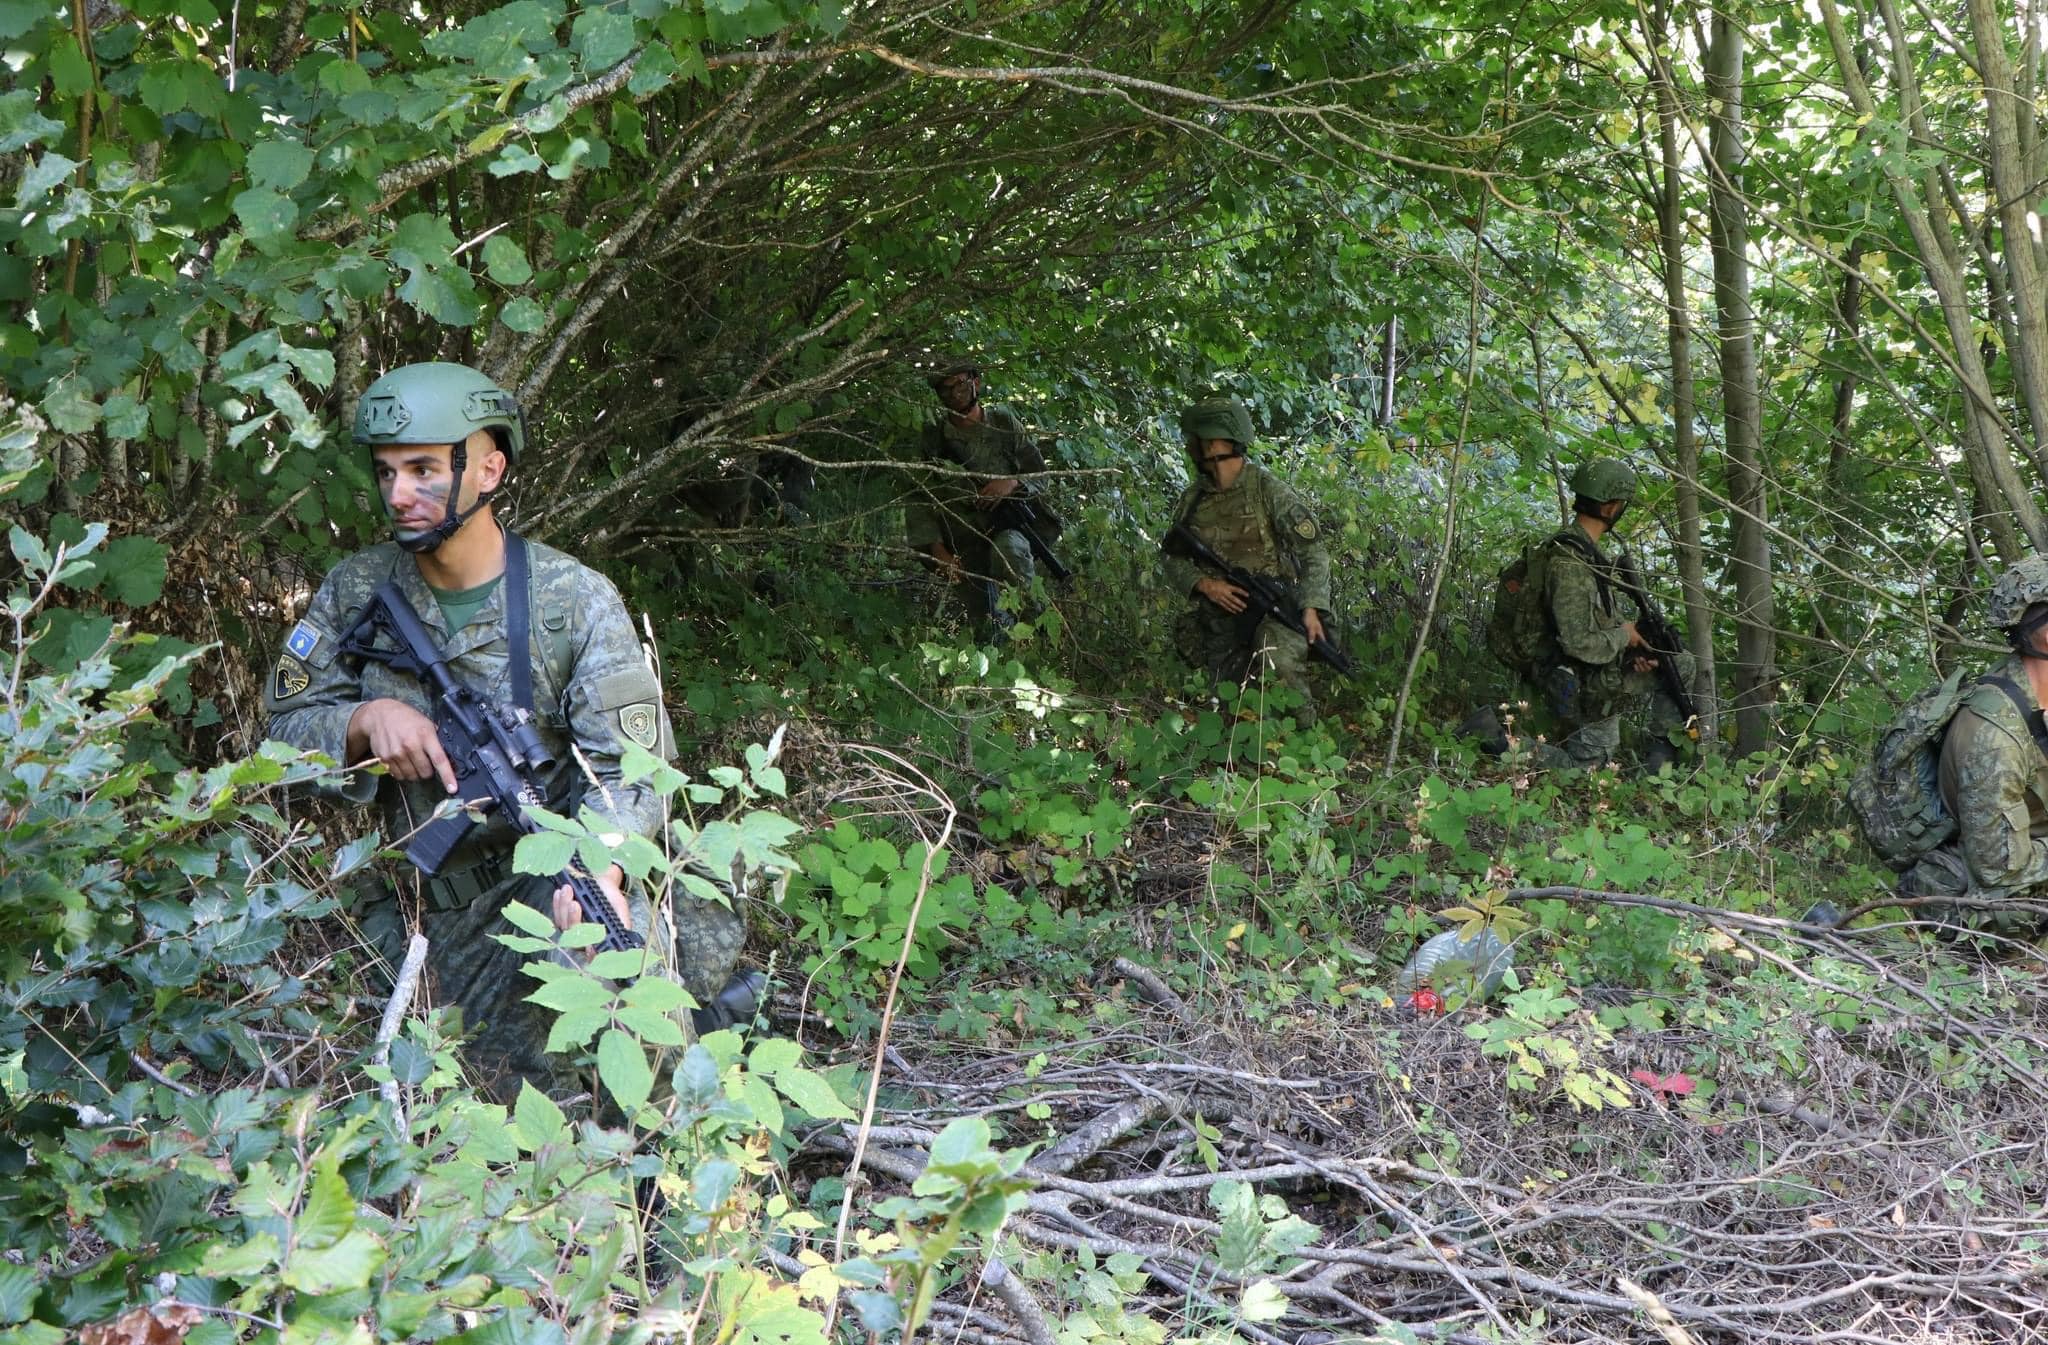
[
  {"x1": 263, "y1": 537, "x2": 674, "y2": 873},
  {"x1": 904, "y1": 404, "x2": 1046, "y2": 551},
  {"x1": 1163, "y1": 461, "x2": 1332, "y2": 613},
  {"x1": 1938, "y1": 656, "x2": 2048, "y2": 894},
  {"x1": 1544, "y1": 520, "x2": 1642, "y2": 669}
]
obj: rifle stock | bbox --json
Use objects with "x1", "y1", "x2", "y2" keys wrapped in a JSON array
[
  {"x1": 989, "y1": 497, "x2": 1071, "y2": 582},
  {"x1": 340, "y1": 581, "x2": 645, "y2": 955},
  {"x1": 1163, "y1": 522, "x2": 1354, "y2": 676}
]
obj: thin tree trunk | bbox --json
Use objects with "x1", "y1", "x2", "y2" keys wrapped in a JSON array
[
  {"x1": 1706, "y1": 6, "x2": 1775, "y2": 756},
  {"x1": 1649, "y1": 0, "x2": 1718, "y2": 743},
  {"x1": 1965, "y1": 0, "x2": 2048, "y2": 460},
  {"x1": 1818, "y1": 0, "x2": 2046, "y2": 559}
]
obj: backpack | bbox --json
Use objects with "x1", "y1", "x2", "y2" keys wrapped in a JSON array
[
  {"x1": 1486, "y1": 529, "x2": 1603, "y2": 677},
  {"x1": 1848, "y1": 669, "x2": 2042, "y2": 869}
]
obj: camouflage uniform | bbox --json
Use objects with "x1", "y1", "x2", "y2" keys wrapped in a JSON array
[
  {"x1": 1892, "y1": 656, "x2": 2048, "y2": 936},
  {"x1": 1163, "y1": 461, "x2": 1332, "y2": 726},
  {"x1": 264, "y1": 539, "x2": 747, "y2": 1099},
  {"x1": 904, "y1": 404, "x2": 1045, "y2": 627}
]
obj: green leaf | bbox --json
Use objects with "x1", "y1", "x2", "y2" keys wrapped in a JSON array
[
  {"x1": 247, "y1": 139, "x2": 315, "y2": 191},
  {"x1": 16, "y1": 152, "x2": 75, "y2": 206},
  {"x1": 927, "y1": 1116, "x2": 994, "y2": 1174},
  {"x1": 587, "y1": 947, "x2": 652, "y2": 980},
  {"x1": 513, "y1": 830, "x2": 577, "y2": 877},
  {"x1": 481, "y1": 235, "x2": 533, "y2": 285},
  {"x1": 40, "y1": 375, "x2": 97, "y2": 433},
  {"x1": 597, "y1": 1026, "x2": 653, "y2": 1112},
  {"x1": 774, "y1": 1066, "x2": 854, "y2": 1120},
  {"x1": 0, "y1": 1, "x2": 51, "y2": 40},
  {"x1": 738, "y1": 1070, "x2": 784, "y2": 1134},
  {"x1": 616, "y1": 1001, "x2": 687, "y2": 1045},
  {"x1": 201, "y1": 1231, "x2": 281, "y2": 1278},
  {"x1": 692, "y1": 1155, "x2": 740, "y2": 1211},
  {"x1": 0, "y1": 90, "x2": 61, "y2": 154},
  {"x1": 296, "y1": 1157, "x2": 356, "y2": 1250},
  {"x1": 234, "y1": 187, "x2": 299, "y2": 242},
  {"x1": 749, "y1": 1036, "x2": 801, "y2": 1075},
  {"x1": 282, "y1": 1227, "x2": 385, "y2": 1294},
  {"x1": 513, "y1": 1080, "x2": 569, "y2": 1149},
  {"x1": 572, "y1": 7, "x2": 636, "y2": 69},
  {"x1": 0, "y1": 1261, "x2": 36, "y2": 1325},
  {"x1": 499, "y1": 296, "x2": 548, "y2": 332},
  {"x1": 499, "y1": 900, "x2": 558, "y2": 937},
  {"x1": 525, "y1": 972, "x2": 614, "y2": 1014},
  {"x1": 1239, "y1": 1280, "x2": 1289, "y2": 1324},
  {"x1": 95, "y1": 535, "x2": 168, "y2": 606}
]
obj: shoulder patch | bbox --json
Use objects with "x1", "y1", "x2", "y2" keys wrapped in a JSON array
[
  {"x1": 617, "y1": 703, "x2": 661, "y2": 750},
  {"x1": 1294, "y1": 516, "x2": 1319, "y2": 540},
  {"x1": 273, "y1": 656, "x2": 311, "y2": 701},
  {"x1": 286, "y1": 621, "x2": 322, "y2": 660}
]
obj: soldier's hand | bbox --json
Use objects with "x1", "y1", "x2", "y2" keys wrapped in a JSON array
[
  {"x1": 1302, "y1": 608, "x2": 1326, "y2": 645},
  {"x1": 348, "y1": 699, "x2": 458, "y2": 792},
  {"x1": 975, "y1": 477, "x2": 1021, "y2": 508},
  {"x1": 552, "y1": 865, "x2": 633, "y2": 944},
  {"x1": 1197, "y1": 577, "x2": 1250, "y2": 614},
  {"x1": 1622, "y1": 620, "x2": 1650, "y2": 649}
]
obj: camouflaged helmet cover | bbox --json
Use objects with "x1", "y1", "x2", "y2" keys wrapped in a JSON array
[
  {"x1": 1987, "y1": 555, "x2": 2048, "y2": 629},
  {"x1": 925, "y1": 355, "x2": 982, "y2": 388},
  {"x1": 1180, "y1": 396, "x2": 1256, "y2": 448},
  {"x1": 1571, "y1": 458, "x2": 1638, "y2": 504},
  {"x1": 354, "y1": 361, "x2": 525, "y2": 463}
]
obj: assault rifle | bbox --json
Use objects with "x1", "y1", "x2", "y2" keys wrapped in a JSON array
[
  {"x1": 1613, "y1": 557, "x2": 1699, "y2": 740},
  {"x1": 1163, "y1": 522, "x2": 1355, "y2": 676},
  {"x1": 338, "y1": 582, "x2": 643, "y2": 954},
  {"x1": 988, "y1": 496, "x2": 1071, "y2": 583}
]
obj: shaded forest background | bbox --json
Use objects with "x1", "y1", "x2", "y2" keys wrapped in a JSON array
[{"x1": 7, "y1": 0, "x2": 2048, "y2": 1342}]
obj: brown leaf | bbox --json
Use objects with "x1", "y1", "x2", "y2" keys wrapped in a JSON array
[{"x1": 77, "y1": 1302, "x2": 206, "y2": 1345}]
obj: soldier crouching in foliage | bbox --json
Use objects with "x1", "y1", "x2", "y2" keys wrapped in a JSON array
[
  {"x1": 1888, "y1": 557, "x2": 2048, "y2": 939},
  {"x1": 263, "y1": 362, "x2": 756, "y2": 1103},
  {"x1": 904, "y1": 356, "x2": 1058, "y2": 638},
  {"x1": 1160, "y1": 394, "x2": 1332, "y2": 727},
  {"x1": 1494, "y1": 459, "x2": 1697, "y2": 771}
]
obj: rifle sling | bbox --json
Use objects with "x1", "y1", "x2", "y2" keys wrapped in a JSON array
[{"x1": 505, "y1": 530, "x2": 534, "y2": 719}]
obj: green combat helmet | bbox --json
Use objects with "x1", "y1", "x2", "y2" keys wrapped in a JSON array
[
  {"x1": 924, "y1": 355, "x2": 981, "y2": 389},
  {"x1": 1570, "y1": 458, "x2": 1638, "y2": 505},
  {"x1": 1179, "y1": 395, "x2": 1256, "y2": 450},
  {"x1": 354, "y1": 361, "x2": 525, "y2": 553},
  {"x1": 1986, "y1": 554, "x2": 2048, "y2": 632}
]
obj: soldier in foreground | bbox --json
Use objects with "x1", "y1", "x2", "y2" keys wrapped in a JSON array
[
  {"x1": 1881, "y1": 557, "x2": 2048, "y2": 938},
  {"x1": 1488, "y1": 458, "x2": 1697, "y2": 771},
  {"x1": 263, "y1": 362, "x2": 755, "y2": 1101},
  {"x1": 904, "y1": 356, "x2": 1059, "y2": 637},
  {"x1": 1160, "y1": 394, "x2": 1334, "y2": 727}
]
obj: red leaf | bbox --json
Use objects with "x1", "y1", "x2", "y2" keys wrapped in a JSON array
[{"x1": 1630, "y1": 1069, "x2": 1697, "y2": 1100}]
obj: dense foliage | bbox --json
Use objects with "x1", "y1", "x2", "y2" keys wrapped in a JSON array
[{"x1": 11, "y1": 0, "x2": 2048, "y2": 1339}]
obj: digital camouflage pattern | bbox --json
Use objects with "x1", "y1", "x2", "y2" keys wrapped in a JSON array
[
  {"x1": 1163, "y1": 460, "x2": 1332, "y2": 725},
  {"x1": 1985, "y1": 556, "x2": 2048, "y2": 629},
  {"x1": 905, "y1": 404, "x2": 1046, "y2": 623},
  {"x1": 1570, "y1": 457, "x2": 1637, "y2": 504},
  {"x1": 1900, "y1": 654, "x2": 2048, "y2": 935},
  {"x1": 265, "y1": 538, "x2": 748, "y2": 1099},
  {"x1": 1531, "y1": 519, "x2": 1696, "y2": 766}
]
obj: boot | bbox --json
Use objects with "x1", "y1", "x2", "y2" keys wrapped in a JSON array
[
  {"x1": 692, "y1": 969, "x2": 767, "y2": 1036},
  {"x1": 1641, "y1": 735, "x2": 1679, "y2": 776}
]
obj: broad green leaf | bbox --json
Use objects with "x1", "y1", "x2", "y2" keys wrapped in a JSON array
[
  {"x1": 572, "y1": 8, "x2": 636, "y2": 69},
  {"x1": 282, "y1": 1228, "x2": 385, "y2": 1294},
  {"x1": 499, "y1": 900, "x2": 558, "y2": 936},
  {"x1": 0, "y1": 90, "x2": 60, "y2": 155},
  {"x1": 927, "y1": 1116, "x2": 994, "y2": 1174},
  {"x1": 773, "y1": 1066, "x2": 854, "y2": 1120},
  {"x1": 513, "y1": 1080, "x2": 569, "y2": 1149},
  {"x1": 233, "y1": 187, "x2": 299, "y2": 242},
  {"x1": 95, "y1": 535, "x2": 168, "y2": 606},
  {"x1": 500, "y1": 297, "x2": 548, "y2": 331},
  {"x1": 247, "y1": 139, "x2": 315, "y2": 191},
  {"x1": 15, "y1": 152, "x2": 75, "y2": 206},
  {"x1": 597, "y1": 1026, "x2": 653, "y2": 1112},
  {"x1": 748, "y1": 1036, "x2": 801, "y2": 1075},
  {"x1": 201, "y1": 1231, "x2": 281, "y2": 1278},
  {"x1": 296, "y1": 1157, "x2": 356, "y2": 1250},
  {"x1": 1239, "y1": 1280, "x2": 1289, "y2": 1324},
  {"x1": 481, "y1": 235, "x2": 533, "y2": 285},
  {"x1": 0, "y1": 1261, "x2": 36, "y2": 1324},
  {"x1": 512, "y1": 830, "x2": 577, "y2": 877}
]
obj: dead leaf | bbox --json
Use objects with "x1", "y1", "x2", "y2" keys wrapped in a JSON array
[{"x1": 77, "y1": 1302, "x2": 206, "y2": 1345}]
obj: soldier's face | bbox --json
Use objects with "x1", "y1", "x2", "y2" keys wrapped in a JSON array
[
  {"x1": 935, "y1": 373, "x2": 979, "y2": 413},
  {"x1": 371, "y1": 435, "x2": 506, "y2": 543},
  {"x1": 1194, "y1": 437, "x2": 1244, "y2": 488}
]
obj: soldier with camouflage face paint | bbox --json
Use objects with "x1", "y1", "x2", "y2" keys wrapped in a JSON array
[
  {"x1": 264, "y1": 362, "x2": 757, "y2": 1103},
  {"x1": 1896, "y1": 556, "x2": 2048, "y2": 938},
  {"x1": 904, "y1": 356, "x2": 1054, "y2": 636},
  {"x1": 1162, "y1": 394, "x2": 1332, "y2": 727},
  {"x1": 1520, "y1": 458, "x2": 1697, "y2": 770}
]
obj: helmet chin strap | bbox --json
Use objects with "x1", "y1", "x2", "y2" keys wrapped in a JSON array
[{"x1": 2014, "y1": 608, "x2": 2048, "y2": 658}]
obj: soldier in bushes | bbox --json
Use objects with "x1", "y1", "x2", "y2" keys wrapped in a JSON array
[
  {"x1": 904, "y1": 355, "x2": 1057, "y2": 637},
  {"x1": 262, "y1": 361, "x2": 758, "y2": 1101},
  {"x1": 1161, "y1": 394, "x2": 1332, "y2": 726}
]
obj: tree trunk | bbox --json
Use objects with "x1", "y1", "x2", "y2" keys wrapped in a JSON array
[
  {"x1": 1706, "y1": 7, "x2": 1776, "y2": 756},
  {"x1": 1965, "y1": 0, "x2": 2048, "y2": 462},
  {"x1": 1649, "y1": 0, "x2": 1718, "y2": 743}
]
